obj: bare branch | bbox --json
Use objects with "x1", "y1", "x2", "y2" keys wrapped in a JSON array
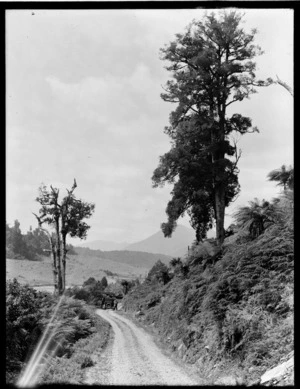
[
  {"x1": 276, "y1": 75, "x2": 293, "y2": 97},
  {"x1": 50, "y1": 185, "x2": 57, "y2": 193},
  {"x1": 33, "y1": 212, "x2": 53, "y2": 241},
  {"x1": 226, "y1": 97, "x2": 242, "y2": 107},
  {"x1": 71, "y1": 178, "x2": 77, "y2": 192},
  {"x1": 32, "y1": 212, "x2": 43, "y2": 227}
]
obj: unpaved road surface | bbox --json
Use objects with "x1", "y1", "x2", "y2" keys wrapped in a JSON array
[{"x1": 85, "y1": 309, "x2": 200, "y2": 385}]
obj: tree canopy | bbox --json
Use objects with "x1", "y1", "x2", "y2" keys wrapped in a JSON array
[{"x1": 152, "y1": 11, "x2": 272, "y2": 244}]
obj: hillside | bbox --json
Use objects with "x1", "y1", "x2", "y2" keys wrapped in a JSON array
[
  {"x1": 124, "y1": 225, "x2": 196, "y2": 257},
  {"x1": 6, "y1": 247, "x2": 172, "y2": 288},
  {"x1": 76, "y1": 239, "x2": 128, "y2": 251},
  {"x1": 122, "y1": 197, "x2": 294, "y2": 385},
  {"x1": 6, "y1": 256, "x2": 116, "y2": 287},
  {"x1": 74, "y1": 247, "x2": 172, "y2": 267}
]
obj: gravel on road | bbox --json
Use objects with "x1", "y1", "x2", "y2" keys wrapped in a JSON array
[{"x1": 84, "y1": 309, "x2": 200, "y2": 386}]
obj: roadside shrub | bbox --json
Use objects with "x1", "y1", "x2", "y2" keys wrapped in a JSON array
[
  {"x1": 80, "y1": 356, "x2": 94, "y2": 369},
  {"x1": 145, "y1": 291, "x2": 162, "y2": 308},
  {"x1": 6, "y1": 280, "x2": 107, "y2": 385},
  {"x1": 6, "y1": 279, "x2": 43, "y2": 381},
  {"x1": 222, "y1": 304, "x2": 271, "y2": 356},
  {"x1": 39, "y1": 315, "x2": 111, "y2": 384},
  {"x1": 83, "y1": 277, "x2": 96, "y2": 287},
  {"x1": 146, "y1": 260, "x2": 171, "y2": 285},
  {"x1": 72, "y1": 288, "x2": 90, "y2": 301}
]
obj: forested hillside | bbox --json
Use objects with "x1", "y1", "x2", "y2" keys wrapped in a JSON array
[
  {"x1": 75, "y1": 246, "x2": 172, "y2": 267},
  {"x1": 6, "y1": 221, "x2": 76, "y2": 261},
  {"x1": 122, "y1": 189, "x2": 294, "y2": 385}
]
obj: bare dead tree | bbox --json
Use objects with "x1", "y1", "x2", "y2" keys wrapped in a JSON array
[{"x1": 34, "y1": 179, "x2": 94, "y2": 295}]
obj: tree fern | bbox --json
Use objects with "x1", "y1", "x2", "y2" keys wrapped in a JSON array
[
  {"x1": 267, "y1": 165, "x2": 293, "y2": 190},
  {"x1": 234, "y1": 198, "x2": 276, "y2": 239}
]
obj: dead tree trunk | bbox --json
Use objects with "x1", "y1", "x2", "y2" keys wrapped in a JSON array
[
  {"x1": 62, "y1": 234, "x2": 67, "y2": 292},
  {"x1": 55, "y1": 217, "x2": 63, "y2": 295},
  {"x1": 49, "y1": 238, "x2": 58, "y2": 294}
]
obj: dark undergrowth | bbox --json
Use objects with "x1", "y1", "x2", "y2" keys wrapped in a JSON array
[{"x1": 6, "y1": 280, "x2": 111, "y2": 385}]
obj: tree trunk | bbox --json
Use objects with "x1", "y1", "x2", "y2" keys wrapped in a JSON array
[
  {"x1": 50, "y1": 240, "x2": 58, "y2": 294},
  {"x1": 215, "y1": 183, "x2": 225, "y2": 245},
  {"x1": 62, "y1": 234, "x2": 67, "y2": 293},
  {"x1": 214, "y1": 108, "x2": 227, "y2": 246},
  {"x1": 38, "y1": 224, "x2": 58, "y2": 294},
  {"x1": 55, "y1": 218, "x2": 63, "y2": 295}
]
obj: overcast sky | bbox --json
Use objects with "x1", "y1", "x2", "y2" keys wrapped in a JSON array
[{"x1": 6, "y1": 8, "x2": 293, "y2": 245}]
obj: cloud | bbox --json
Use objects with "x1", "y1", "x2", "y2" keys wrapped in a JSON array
[{"x1": 45, "y1": 62, "x2": 162, "y2": 126}]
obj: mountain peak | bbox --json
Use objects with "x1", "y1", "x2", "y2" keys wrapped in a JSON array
[{"x1": 124, "y1": 224, "x2": 196, "y2": 257}]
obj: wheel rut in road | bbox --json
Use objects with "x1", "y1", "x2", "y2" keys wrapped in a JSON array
[{"x1": 86, "y1": 309, "x2": 200, "y2": 386}]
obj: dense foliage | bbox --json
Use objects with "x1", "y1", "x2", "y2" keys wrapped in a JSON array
[
  {"x1": 122, "y1": 189, "x2": 293, "y2": 383},
  {"x1": 6, "y1": 221, "x2": 50, "y2": 260},
  {"x1": 6, "y1": 220, "x2": 77, "y2": 261},
  {"x1": 6, "y1": 279, "x2": 43, "y2": 379},
  {"x1": 6, "y1": 279, "x2": 110, "y2": 385},
  {"x1": 153, "y1": 11, "x2": 272, "y2": 244},
  {"x1": 66, "y1": 276, "x2": 139, "y2": 306}
]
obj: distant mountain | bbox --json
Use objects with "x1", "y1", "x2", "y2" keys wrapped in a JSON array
[
  {"x1": 76, "y1": 239, "x2": 128, "y2": 251},
  {"x1": 74, "y1": 247, "x2": 172, "y2": 268},
  {"x1": 124, "y1": 225, "x2": 196, "y2": 258}
]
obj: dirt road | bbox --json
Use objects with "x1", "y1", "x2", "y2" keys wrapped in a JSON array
[{"x1": 85, "y1": 309, "x2": 200, "y2": 385}]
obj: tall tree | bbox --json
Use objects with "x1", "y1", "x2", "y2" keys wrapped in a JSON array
[
  {"x1": 34, "y1": 180, "x2": 95, "y2": 295},
  {"x1": 152, "y1": 11, "x2": 272, "y2": 245}
]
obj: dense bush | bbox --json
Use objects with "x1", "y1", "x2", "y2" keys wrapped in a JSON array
[
  {"x1": 146, "y1": 260, "x2": 171, "y2": 285},
  {"x1": 6, "y1": 279, "x2": 43, "y2": 380},
  {"x1": 122, "y1": 194, "x2": 293, "y2": 381},
  {"x1": 66, "y1": 278, "x2": 108, "y2": 306},
  {"x1": 67, "y1": 276, "x2": 139, "y2": 307},
  {"x1": 6, "y1": 221, "x2": 50, "y2": 260},
  {"x1": 6, "y1": 279, "x2": 110, "y2": 385},
  {"x1": 6, "y1": 220, "x2": 77, "y2": 261}
]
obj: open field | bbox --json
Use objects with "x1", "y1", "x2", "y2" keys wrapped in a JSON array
[{"x1": 6, "y1": 251, "x2": 150, "y2": 288}]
